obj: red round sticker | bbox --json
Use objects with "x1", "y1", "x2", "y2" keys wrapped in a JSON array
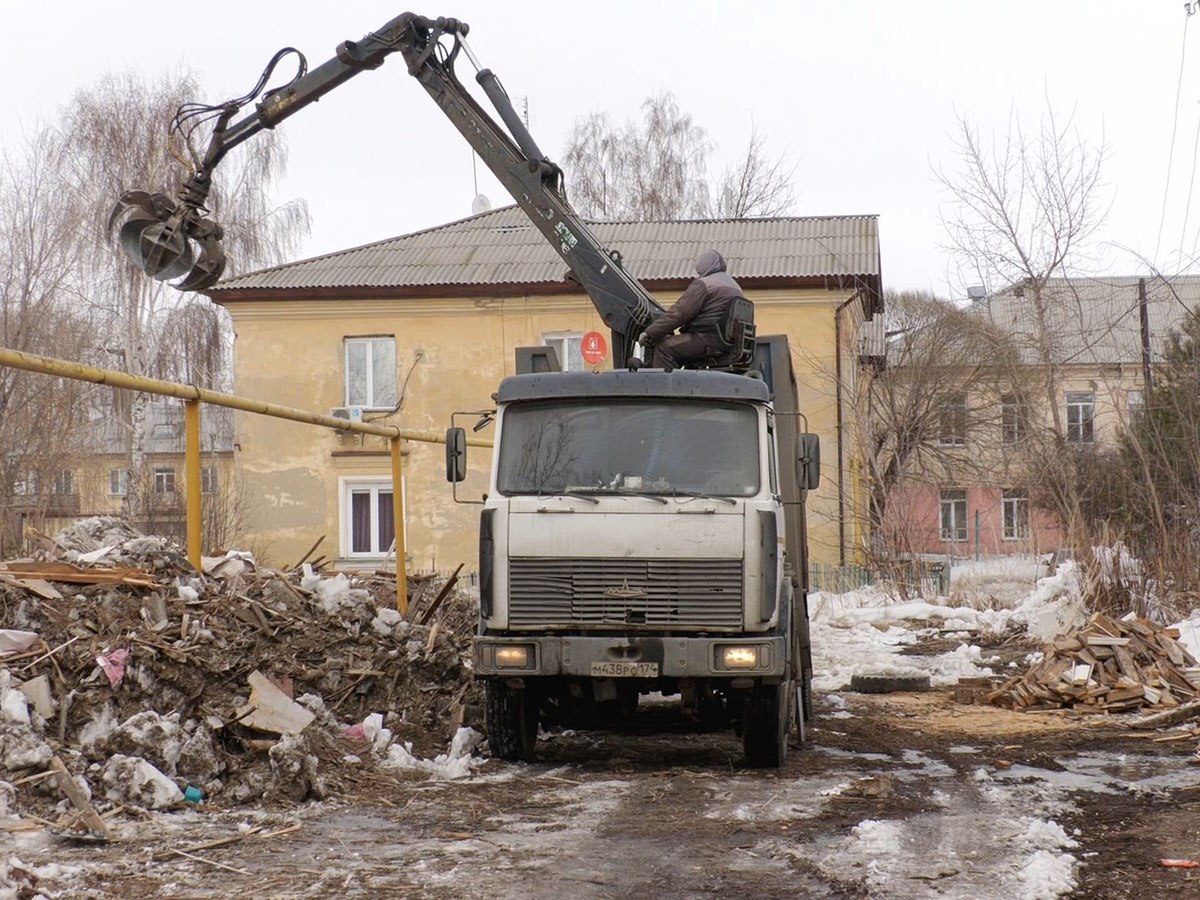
[{"x1": 581, "y1": 331, "x2": 607, "y2": 365}]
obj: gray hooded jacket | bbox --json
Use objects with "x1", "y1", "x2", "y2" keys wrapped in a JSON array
[{"x1": 643, "y1": 249, "x2": 748, "y2": 343}]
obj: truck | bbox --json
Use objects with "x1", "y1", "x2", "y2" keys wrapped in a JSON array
[{"x1": 110, "y1": 12, "x2": 819, "y2": 767}]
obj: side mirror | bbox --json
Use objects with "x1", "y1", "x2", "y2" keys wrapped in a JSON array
[
  {"x1": 445, "y1": 427, "x2": 467, "y2": 483},
  {"x1": 798, "y1": 433, "x2": 820, "y2": 491}
]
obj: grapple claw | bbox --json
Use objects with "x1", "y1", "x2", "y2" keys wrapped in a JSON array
[{"x1": 109, "y1": 190, "x2": 226, "y2": 291}]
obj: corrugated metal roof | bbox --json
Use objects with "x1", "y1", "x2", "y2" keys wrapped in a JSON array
[
  {"x1": 211, "y1": 205, "x2": 880, "y2": 293},
  {"x1": 970, "y1": 276, "x2": 1200, "y2": 366}
]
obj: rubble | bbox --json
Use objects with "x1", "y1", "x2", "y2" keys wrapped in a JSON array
[
  {"x1": 0, "y1": 516, "x2": 481, "y2": 830},
  {"x1": 989, "y1": 612, "x2": 1200, "y2": 713}
]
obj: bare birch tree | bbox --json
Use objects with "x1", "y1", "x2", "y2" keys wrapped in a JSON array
[
  {"x1": 0, "y1": 131, "x2": 100, "y2": 551},
  {"x1": 937, "y1": 105, "x2": 1109, "y2": 539},
  {"x1": 865, "y1": 290, "x2": 1016, "y2": 559},
  {"x1": 563, "y1": 92, "x2": 794, "y2": 220},
  {"x1": 55, "y1": 70, "x2": 309, "y2": 530}
]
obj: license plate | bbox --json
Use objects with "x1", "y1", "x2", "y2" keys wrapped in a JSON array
[{"x1": 590, "y1": 661, "x2": 659, "y2": 678}]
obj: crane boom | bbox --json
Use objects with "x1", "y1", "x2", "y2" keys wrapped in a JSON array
[{"x1": 111, "y1": 12, "x2": 669, "y2": 367}]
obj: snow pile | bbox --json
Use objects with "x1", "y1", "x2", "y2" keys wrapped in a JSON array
[
  {"x1": 1170, "y1": 615, "x2": 1200, "y2": 660},
  {"x1": 101, "y1": 754, "x2": 183, "y2": 809},
  {"x1": 809, "y1": 557, "x2": 1090, "y2": 690},
  {"x1": 0, "y1": 672, "x2": 52, "y2": 771},
  {"x1": 383, "y1": 727, "x2": 486, "y2": 780},
  {"x1": 1014, "y1": 818, "x2": 1078, "y2": 899}
]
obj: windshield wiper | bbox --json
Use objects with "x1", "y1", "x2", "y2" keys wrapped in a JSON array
[
  {"x1": 558, "y1": 490, "x2": 600, "y2": 504},
  {"x1": 621, "y1": 492, "x2": 668, "y2": 504},
  {"x1": 672, "y1": 489, "x2": 737, "y2": 506}
]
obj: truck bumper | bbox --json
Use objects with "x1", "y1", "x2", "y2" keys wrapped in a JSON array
[{"x1": 474, "y1": 634, "x2": 787, "y2": 679}]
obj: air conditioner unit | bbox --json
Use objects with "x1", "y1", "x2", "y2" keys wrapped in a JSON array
[{"x1": 330, "y1": 406, "x2": 365, "y2": 423}]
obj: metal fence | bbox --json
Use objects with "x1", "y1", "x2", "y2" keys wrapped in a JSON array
[{"x1": 809, "y1": 560, "x2": 947, "y2": 597}]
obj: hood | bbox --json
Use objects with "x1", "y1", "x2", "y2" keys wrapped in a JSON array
[{"x1": 695, "y1": 249, "x2": 726, "y2": 277}]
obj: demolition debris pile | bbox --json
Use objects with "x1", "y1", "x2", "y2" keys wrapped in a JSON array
[
  {"x1": 989, "y1": 613, "x2": 1200, "y2": 713},
  {"x1": 0, "y1": 518, "x2": 480, "y2": 824}
]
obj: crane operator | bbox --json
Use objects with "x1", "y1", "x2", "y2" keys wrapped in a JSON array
[{"x1": 638, "y1": 249, "x2": 750, "y2": 369}]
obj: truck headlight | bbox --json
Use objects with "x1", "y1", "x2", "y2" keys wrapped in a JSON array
[
  {"x1": 495, "y1": 645, "x2": 531, "y2": 668},
  {"x1": 720, "y1": 645, "x2": 760, "y2": 668}
]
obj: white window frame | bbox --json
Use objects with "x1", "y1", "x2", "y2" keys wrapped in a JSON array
[
  {"x1": 1002, "y1": 490, "x2": 1029, "y2": 540},
  {"x1": 201, "y1": 466, "x2": 218, "y2": 494},
  {"x1": 13, "y1": 471, "x2": 38, "y2": 496},
  {"x1": 1127, "y1": 389, "x2": 1144, "y2": 413},
  {"x1": 109, "y1": 468, "x2": 129, "y2": 497},
  {"x1": 154, "y1": 467, "x2": 176, "y2": 494},
  {"x1": 339, "y1": 476, "x2": 407, "y2": 559},
  {"x1": 52, "y1": 470, "x2": 75, "y2": 495},
  {"x1": 937, "y1": 393, "x2": 967, "y2": 447},
  {"x1": 1000, "y1": 393, "x2": 1025, "y2": 445},
  {"x1": 940, "y1": 489, "x2": 968, "y2": 542},
  {"x1": 1066, "y1": 391, "x2": 1095, "y2": 444},
  {"x1": 542, "y1": 332, "x2": 585, "y2": 372},
  {"x1": 344, "y1": 336, "x2": 398, "y2": 410}
]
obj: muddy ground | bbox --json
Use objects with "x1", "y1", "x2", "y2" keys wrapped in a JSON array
[{"x1": 9, "y1": 673, "x2": 1200, "y2": 899}]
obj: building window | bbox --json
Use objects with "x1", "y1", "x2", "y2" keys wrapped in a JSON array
[
  {"x1": 937, "y1": 393, "x2": 967, "y2": 447},
  {"x1": 1066, "y1": 392, "x2": 1095, "y2": 444},
  {"x1": 109, "y1": 468, "x2": 129, "y2": 497},
  {"x1": 201, "y1": 467, "x2": 218, "y2": 494},
  {"x1": 341, "y1": 478, "x2": 399, "y2": 557},
  {"x1": 344, "y1": 337, "x2": 398, "y2": 409},
  {"x1": 1002, "y1": 490, "x2": 1029, "y2": 540},
  {"x1": 940, "y1": 489, "x2": 968, "y2": 542},
  {"x1": 542, "y1": 332, "x2": 584, "y2": 372},
  {"x1": 154, "y1": 467, "x2": 176, "y2": 494},
  {"x1": 1000, "y1": 393, "x2": 1026, "y2": 445},
  {"x1": 52, "y1": 470, "x2": 75, "y2": 495},
  {"x1": 1127, "y1": 390, "x2": 1144, "y2": 413},
  {"x1": 13, "y1": 471, "x2": 38, "y2": 496}
]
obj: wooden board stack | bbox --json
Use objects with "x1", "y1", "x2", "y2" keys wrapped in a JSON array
[{"x1": 988, "y1": 613, "x2": 1200, "y2": 713}]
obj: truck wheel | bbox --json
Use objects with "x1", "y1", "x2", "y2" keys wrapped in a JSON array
[
  {"x1": 485, "y1": 679, "x2": 538, "y2": 762},
  {"x1": 743, "y1": 682, "x2": 789, "y2": 768}
]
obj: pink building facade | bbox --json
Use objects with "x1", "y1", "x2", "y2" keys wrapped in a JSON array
[{"x1": 890, "y1": 484, "x2": 1065, "y2": 558}]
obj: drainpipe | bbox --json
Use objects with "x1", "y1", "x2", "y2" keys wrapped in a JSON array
[{"x1": 833, "y1": 291, "x2": 864, "y2": 568}]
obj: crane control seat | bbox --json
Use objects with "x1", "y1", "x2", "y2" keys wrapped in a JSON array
[{"x1": 683, "y1": 297, "x2": 757, "y2": 374}]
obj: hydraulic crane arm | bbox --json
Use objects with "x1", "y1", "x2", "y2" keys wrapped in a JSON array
[{"x1": 111, "y1": 12, "x2": 665, "y2": 367}]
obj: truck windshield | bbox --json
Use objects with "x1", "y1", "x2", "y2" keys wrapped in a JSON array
[{"x1": 497, "y1": 400, "x2": 760, "y2": 497}]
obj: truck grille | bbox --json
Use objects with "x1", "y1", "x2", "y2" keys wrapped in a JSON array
[{"x1": 508, "y1": 558, "x2": 744, "y2": 629}]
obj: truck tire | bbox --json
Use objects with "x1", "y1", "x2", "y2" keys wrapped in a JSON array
[
  {"x1": 743, "y1": 682, "x2": 789, "y2": 768},
  {"x1": 485, "y1": 679, "x2": 538, "y2": 762},
  {"x1": 849, "y1": 673, "x2": 931, "y2": 694}
]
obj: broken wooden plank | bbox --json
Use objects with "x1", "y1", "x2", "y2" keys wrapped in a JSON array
[
  {"x1": 49, "y1": 757, "x2": 108, "y2": 839},
  {"x1": 1130, "y1": 700, "x2": 1200, "y2": 730},
  {"x1": 418, "y1": 563, "x2": 464, "y2": 626},
  {"x1": 0, "y1": 562, "x2": 156, "y2": 588}
]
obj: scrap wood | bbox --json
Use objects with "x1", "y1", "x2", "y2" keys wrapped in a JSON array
[
  {"x1": 991, "y1": 613, "x2": 1200, "y2": 715},
  {"x1": 169, "y1": 848, "x2": 251, "y2": 876},
  {"x1": 0, "y1": 573, "x2": 62, "y2": 600},
  {"x1": 0, "y1": 562, "x2": 156, "y2": 588},
  {"x1": 18, "y1": 636, "x2": 80, "y2": 673},
  {"x1": 48, "y1": 756, "x2": 108, "y2": 839},
  {"x1": 287, "y1": 535, "x2": 325, "y2": 572},
  {"x1": 418, "y1": 563, "x2": 465, "y2": 626},
  {"x1": 152, "y1": 829, "x2": 262, "y2": 860},
  {"x1": 1130, "y1": 700, "x2": 1200, "y2": 730}
]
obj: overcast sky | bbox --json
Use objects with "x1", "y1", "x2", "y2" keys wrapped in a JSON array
[{"x1": 0, "y1": 1, "x2": 1195, "y2": 296}]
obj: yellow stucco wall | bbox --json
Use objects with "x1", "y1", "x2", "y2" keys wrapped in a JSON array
[{"x1": 222, "y1": 287, "x2": 867, "y2": 572}]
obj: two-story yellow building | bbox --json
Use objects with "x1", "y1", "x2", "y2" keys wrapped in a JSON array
[{"x1": 209, "y1": 206, "x2": 882, "y2": 573}]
